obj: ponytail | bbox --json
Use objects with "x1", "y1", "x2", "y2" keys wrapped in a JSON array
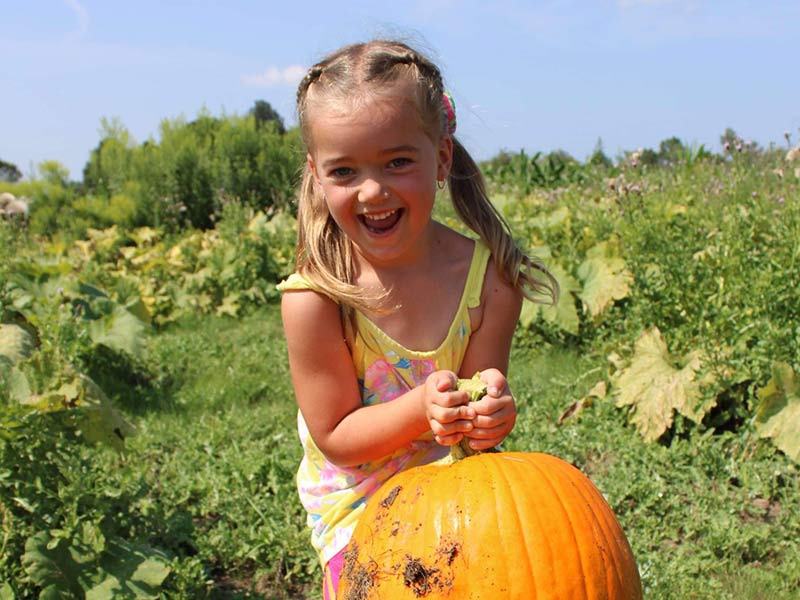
[{"x1": 448, "y1": 138, "x2": 559, "y2": 304}]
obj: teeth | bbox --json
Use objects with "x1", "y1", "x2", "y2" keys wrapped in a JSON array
[{"x1": 363, "y1": 209, "x2": 398, "y2": 221}]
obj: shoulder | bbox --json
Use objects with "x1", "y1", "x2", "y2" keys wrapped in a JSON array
[
  {"x1": 281, "y1": 287, "x2": 340, "y2": 333},
  {"x1": 467, "y1": 247, "x2": 522, "y2": 334},
  {"x1": 481, "y1": 257, "x2": 523, "y2": 321}
]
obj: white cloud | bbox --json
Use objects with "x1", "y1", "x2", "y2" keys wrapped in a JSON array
[
  {"x1": 241, "y1": 65, "x2": 306, "y2": 88},
  {"x1": 64, "y1": 0, "x2": 89, "y2": 40}
]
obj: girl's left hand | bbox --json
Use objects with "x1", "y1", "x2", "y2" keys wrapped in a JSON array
[{"x1": 463, "y1": 368, "x2": 517, "y2": 451}]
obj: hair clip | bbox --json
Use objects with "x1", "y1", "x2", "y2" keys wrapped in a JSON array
[{"x1": 442, "y1": 91, "x2": 457, "y2": 135}]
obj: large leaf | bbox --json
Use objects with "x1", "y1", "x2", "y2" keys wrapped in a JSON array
[
  {"x1": 754, "y1": 362, "x2": 800, "y2": 463},
  {"x1": 613, "y1": 327, "x2": 712, "y2": 441},
  {"x1": 87, "y1": 302, "x2": 146, "y2": 359},
  {"x1": 86, "y1": 539, "x2": 171, "y2": 599},
  {"x1": 520, "y1": 262, "x2": 581, "y2": 334},
  {"x1": 0, "y1": 324, "x2": 34, "y2": 364},
  {"x1": 22, "y1": 373, "x2": 135, "y2": 451},
  {"x1": 577, "y1": 239, "x2": 633, "y2": 318},
  {"x1": 23, "y1": 527, "x2": 170, "y2": 600},
  {"x1": 22, "y1": 531, "x2": 93, "y2": 597}
]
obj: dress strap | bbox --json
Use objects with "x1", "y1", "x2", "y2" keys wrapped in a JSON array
[
  {"x1": 276, "y1": 272, "x2": 315, "y2": 292},
  {"x1": 464, "y1": 241, "x2": 492, "y2": 309}
]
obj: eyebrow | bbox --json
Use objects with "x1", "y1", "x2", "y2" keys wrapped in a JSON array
[{"x1": 320, "y1": 145, "x2": 420, "y2": 169}]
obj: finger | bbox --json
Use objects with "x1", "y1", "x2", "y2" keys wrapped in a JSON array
[
  {"x1": 479, "y1": 368, "x2": 506, "y2": 397},
  {"x1": 434, "y1": 371, "x2": 458, "y2": 392},
  {"x1": 464, "y1": 436, "x2": 502, "y2": 451},
  {"x1": 428, "y1": 410, "x2": 475, "y2": 435},
  {"x1": 429, "y1": 403, "x2": 475, "y2": 424},
  {"x1": 435, "y1": 432, "x2": 464, "y2": 446},
  {"x1": 434, "y1": 390, "x2": 473, "y2": 409},
  {"x1": 467, "y1": 421, "x2": 510, "y2": 440},
  {"x1": 470, "y1": 395, "x2": 514, "y2": 416},
  {"x1": 470, "y1": 412, "x2": 507, "y2": 430}
]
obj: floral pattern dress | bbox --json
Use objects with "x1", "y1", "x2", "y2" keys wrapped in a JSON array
[{"x1": 277, "y1": 241, "x2": 491, "y2": 567}]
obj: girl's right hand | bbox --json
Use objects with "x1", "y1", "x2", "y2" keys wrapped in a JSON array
[{"x1": 423, "y1": 371, "x2": 477, "y2": 446}]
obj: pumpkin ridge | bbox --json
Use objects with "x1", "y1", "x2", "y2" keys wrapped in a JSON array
[
  {"x1": 491, "y1": 454, "x2": 537, "y2": 597},
  {"x1": 564, "y1": 458, "x2": 641, "y2": 598},
  {"x1": 548, "y1": 456, "x2": 620, "y2": 598},
  {"x1": 558, "y1": 458, "x2": 631, "y2": 597},
  {"x1": 526, "y1": 453, "x2": 592, "y2": 600}
]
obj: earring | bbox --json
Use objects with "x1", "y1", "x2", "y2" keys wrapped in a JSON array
[{"x1": 436, "y1": 179, "x2": 445, "y2": 190}]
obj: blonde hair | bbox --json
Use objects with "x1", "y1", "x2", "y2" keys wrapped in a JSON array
[{"x1": 294, "y1": 39, "x2": 558, "y2": 311}]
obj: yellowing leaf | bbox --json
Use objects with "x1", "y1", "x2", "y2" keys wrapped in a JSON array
[
  {"x1": 559, "y1": 381, "x2": 605, "y2": 425},
  {"x1": 520, "y1": 260, "x2": 581, "y2": 335},
  {"x1": 755, "y1": 362, "x2": 800, "y2": 463},
  {"x1": 612, "y1": 327, "x2": 709, "y2": 441},
  {"x1": 216, "y1": 294, "x2": 240, "y2": 317},
  {"x1": 667, "y1": 204, "x2": 688, "y2": 218},
  {"x1": 529, "y1": 206, "x2": 572, "y2": 233},
  {"x1": 577, "y1": 240, "x2": 633, "y2": 318},
  {"x1": 129, "y1": 227, "x2": 160, "y2": 246},
  {"x1": 0, "y1": 324, "x2": 34, "y2": 365}
]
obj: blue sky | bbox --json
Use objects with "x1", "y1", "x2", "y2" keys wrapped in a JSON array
[{"x1": 2, "y1": 0, "x2": 798, "y2": 180}]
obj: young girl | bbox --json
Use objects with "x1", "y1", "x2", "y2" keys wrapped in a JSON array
[{"x1": 278, "y1": 39, "x2": 557, "y2": 599}]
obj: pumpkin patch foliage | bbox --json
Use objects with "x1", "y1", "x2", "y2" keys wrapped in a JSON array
[{"x1": 1, "y1": 133, "x2": 799, "y2": 598}]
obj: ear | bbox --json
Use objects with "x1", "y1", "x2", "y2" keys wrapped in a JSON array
[
  {"x1": 436, "y1": 134, "x2": 454, "y2": 182},
  {"x1": 306, "y1": 152, "x2": 321, "y2": 184}
]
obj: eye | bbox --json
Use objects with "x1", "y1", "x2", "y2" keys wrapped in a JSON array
[
  {"x1": 329, "y1": 166, "x2": 354, "y2": 178},
  {"x1": 388, "y1": 157, "x2": 412, "y2": 169}
]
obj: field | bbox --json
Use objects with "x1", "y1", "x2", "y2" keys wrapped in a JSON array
[{"x1": 1, "y1": 138, "x2": 799, "y2": 598}]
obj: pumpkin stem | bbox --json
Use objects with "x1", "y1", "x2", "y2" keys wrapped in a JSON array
[{"x1": 434, "y1": 374, "x2": 486, "y2": 466}]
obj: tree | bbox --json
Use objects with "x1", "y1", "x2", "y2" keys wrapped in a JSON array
[
  {"x1": 657, "y1": 137, "x2": 686, "y2": 164},
  {"x1": 250, "y1": 100, "x2": 286, "y2": 135},
  {"x1": 588, "y1": 138, "x2": 613, "y2": 169},
  {"x1": 0, "y1": 159, "x2": 22, "y2": 182}
]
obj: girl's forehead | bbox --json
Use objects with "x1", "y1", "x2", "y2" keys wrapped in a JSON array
[{"x1": 308, "y1": 94, "x2": 429, "y2": 148}]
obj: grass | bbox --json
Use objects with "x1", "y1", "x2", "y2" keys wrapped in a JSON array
[
  {"x1": 89, "y1": 306, "x2": 319, "y2": 599},
  {"x1": 4, "y1": 152, "x2": 798, "y2": 598},
  {"x1": 507, "y1": 343, "x2": 800, "y2": 599},
  {"x1": 80, "y1": 303, "x2": 798, "y2": 599}
]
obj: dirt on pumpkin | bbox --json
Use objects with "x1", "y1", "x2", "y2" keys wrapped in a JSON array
[{"x1": 342, "y1": 538, "x2": 461, "y2": 599}]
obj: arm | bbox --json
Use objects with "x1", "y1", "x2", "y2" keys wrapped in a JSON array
[
  {"x1": 281, "y1": 289, "x2": 475, "y2": 467},
  {"x1": 457, "y1": 261, "x2": 523, "y2": 451}
]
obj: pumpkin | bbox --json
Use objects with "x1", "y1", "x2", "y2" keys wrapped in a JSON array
[{"x1": 338, "y1": 451, "x2": 642, "y2": 599}]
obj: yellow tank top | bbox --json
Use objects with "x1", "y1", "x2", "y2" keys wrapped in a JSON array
[{"x1": 277, "y1": 241, "x2": 491, "y2": 566}]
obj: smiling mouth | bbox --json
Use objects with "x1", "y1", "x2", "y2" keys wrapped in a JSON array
[{"x1": 359, "y1": 208, "x2": 403, "y2": 234}]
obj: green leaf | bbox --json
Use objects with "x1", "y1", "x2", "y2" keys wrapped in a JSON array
[
  {"x1": 577, "y1": 239, "x2": 633, "y2": 318},
  {"x1": 612, "y1": 327, "x2": 710, "y2": 441},
  {"x1": 0, "y1": 323, "x2": 34, "y2": 364},
  {"x1": 541, "y1": 265, "x2": 581, "y2": 334},
  {"x1": 754, "y1": 362, "x2": 800, "y2": 463},
  {"x1": 0, "y1": 582, "x2": 15, "y2": 600},
  {"x1": 73, "y1": 376, "x2": 136, "y2": 451},
  {"x1": 5, "y1": 365, "x2": 31, "y2": 403},
  {"x1": 86, "y1": 538, "x2": 171, "y2": 600},
  {"x1": 22, "y1": 531, "x2": 92, "y2": 597},
  {"x1": 87, "y1": 304, "x2": 146, "y2": 358}
]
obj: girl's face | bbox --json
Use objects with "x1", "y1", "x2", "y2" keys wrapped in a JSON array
[{"x1": 306, "y1": 91, "x2": 453, "y2": 269}]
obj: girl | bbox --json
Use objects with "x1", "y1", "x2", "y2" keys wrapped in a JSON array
[{"x1": 278, "y1": 39, "x2": 557, "y2": 598}]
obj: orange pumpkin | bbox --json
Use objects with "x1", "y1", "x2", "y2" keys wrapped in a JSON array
[{"x1": 338, "y1": 452, "x2": 642, "y2": 599}]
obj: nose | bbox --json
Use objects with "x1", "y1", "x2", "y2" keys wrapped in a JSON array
[{"x1": 357, "y1": 177, "x2": 386, "y2": 204}]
